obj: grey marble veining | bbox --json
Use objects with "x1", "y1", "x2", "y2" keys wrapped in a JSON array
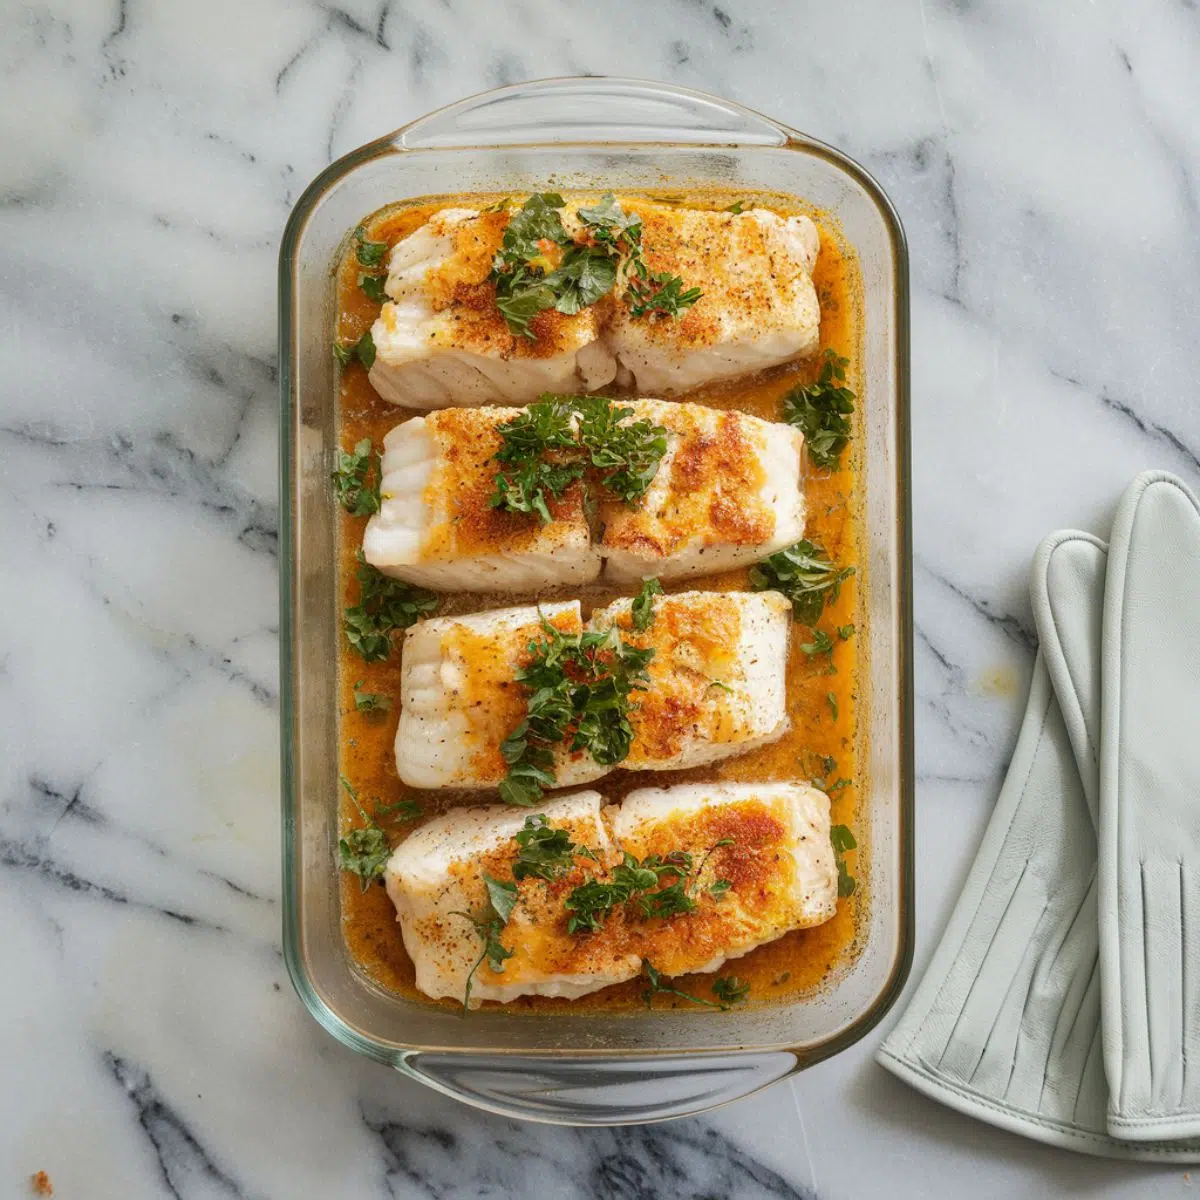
[{"x1": 2, "y1": 0, "x2": 1200, "y2": 1196}]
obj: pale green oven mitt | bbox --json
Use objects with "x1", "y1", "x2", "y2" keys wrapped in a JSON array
[
  {"x1": 877, "y1": 516, "x2": 1200, "y2": 1160},
  {"x1": 1099, "y1": 472, "x2": 1200, "y2": 1142}
]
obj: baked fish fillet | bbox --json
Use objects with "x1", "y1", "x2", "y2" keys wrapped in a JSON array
[
  {"x1": 607, "y1": 202, "x2": 821, "y2": 394},
  {"x1": 587, "y1": 589, "x2": 791, "y2": 771},
  {"x1": 597, "y1": 399, "x2": 806, "y2": 584},
  {"x1": 362, "y1": 408, "x2": 602, "y2": 592},
  {"x1": 367, "y1": 207, "x2": 617, "y2": 409},
  {"x1": 384, "y1": 791, "x2": 640, "y2": 1006},
  {"x1": 395, "y1": 601, "x2": 612, "y2": 790},
  {"x1": 609, "y1": 781, "x2": 838, "y2": 977}
]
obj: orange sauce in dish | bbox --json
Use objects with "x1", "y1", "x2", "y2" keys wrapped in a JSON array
[{"x1": 333, "y1": 192, "x2": 865, "y2": 1012}]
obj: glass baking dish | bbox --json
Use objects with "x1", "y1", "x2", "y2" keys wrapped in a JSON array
[{"x1": 279, "y1": 77, "x2": 913, "y2": 1124}]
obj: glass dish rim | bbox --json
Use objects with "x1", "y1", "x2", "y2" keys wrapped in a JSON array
[{"x1": 278, "y1": 75, "x2": 914, "y2": 1074}]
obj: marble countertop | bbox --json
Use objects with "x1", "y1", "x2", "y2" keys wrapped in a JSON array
[{"x1": 4, "y1": 0, "x2": 1200, "y2": 1195}]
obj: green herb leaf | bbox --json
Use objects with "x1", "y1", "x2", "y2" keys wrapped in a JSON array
[
  {"x1": 631, "y1": 577, "x2": 664, "y2": 631},
  {"x1": 564, "y1": 837, "x2": 731, "y2": 932},
  {"x1": 636, "y1": 880, "x2": 697, "y2": 920},
  {"x1": 577, "y1": 193, "x2": 643, "y2": 256},
  {"x1": 625, "y1": 270, "x2": 703, "y2": 319},
  {"x1": 353, "y1": 682, "x2": 392, "y2": 712},
  {"x1": 800, "y1": 629, "x2": 834, "y2": 659},
  {"x1": 343, "y1": 552, "x2": 438, "y2": 662},
  {"x1": 782, "y1": 350, "x2": 856, "y2": 470},
  {"x1": 712, "y1": 975, "x2": 750, "y2": 1006},
  {"x1": 545, "y1": 245, "x2": 618, "y2": 315},
  {"x1": 726, "y1": 201, "x2": 745, "y2": 214},
  {"x1": 827, "y1": 692, "x2": 838, "y2": 721},
  {"x1": 709, "y1": 878, "x2": 732, "y2": 900},
  {"x1": 333, "y1": 330, "x2": 376, "y2": 369},
  {"x1": 488, "y1": 395, "x2": 668, "y2": 522},
  {"x1": 487, "y1": 195, "x2": 575, "y2": 338},
  {"x1": 336, "y1": 775, "x2": 394, "y2": 891},
  {"x1": 577, "y1": 194, "x2": 701, "y2": 321},
  {"x1": 376, "y1": 797, "x2": 422, "y2": 822},
  {"x1": 641, "y1": 961, "x2": 722, "y2": 1010},
  {"x1": 565, "y1": 876, "x2": 631, "y2": 934},
  {"x1": 332, "y1": 438, "x2": 381, "y2": 517},
  {"x1": 354, "y1": 225, "x2": 389, "y2": 268},
  {"x1": 749, "y1": 539, "x2": 855, "y2": 625},
  {"x1": 837, "y1": 624, "x2": 856, "y2": 641},
  {"x1": 496, "y1": 193, "x2": 570, "y2": 262},
  {"x1": 484, "y1": 872, "x2": 519, "y2": 925},
  {"x1": 574, "y1": 395, "x2": 669, "y2": 504},
  {"x1": 830, "y1": 824, "x2": 857, "y2": 898},
  {"x1": 358, "y1": 272, "x2": 389, "y2": 303},
  {"x1": 493, "y1": 281, "x2": 558, "y2": 340},
  {"x1": 499, "y1": 618, "x2": 655, "y2": 806},
  {"x1": 511, "y1": 813, "x2": 596, "y2": 881},
  {"x1": 338, "y1": 826, "x2": 390, "y2": 891},
  {"x1": 454, "y1": 871, "x2": 518, "y2": 1010}
]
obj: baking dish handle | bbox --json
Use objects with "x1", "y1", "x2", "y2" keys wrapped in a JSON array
[
  {"x1": 394, "y1": 77, "x2": 790, "y2": 151},
  {"x1": 396, "y1": 1049, "x2": 798, "y2": 1125}
]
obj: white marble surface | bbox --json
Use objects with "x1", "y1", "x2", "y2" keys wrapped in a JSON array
[{"x1": 3, "y1": 0, "x2": 1200, "y2": 1195}]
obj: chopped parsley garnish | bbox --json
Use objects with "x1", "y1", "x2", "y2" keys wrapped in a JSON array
[
  {"x1": 498, "y1": 616, "x2": 655, "y2": 807},
  {"x1": 489, "y1": 193, "x2": 574, "y2": 337},
  {"x1": 579, "y1": 193, "x2": 701, "y2": 319},
  {"x1": 488, "y1": 395, "x2": 584, "y2": 522},
  {"x1": 493, "y1": 283, "x2": 557, "y2": 341},
  {"x1": 641, "y1": 963, "x2": 749, "y2": 1011},
  {"x1": 631, "y1": 577, "x2": 664, "y2": 631},
  {"x1": 496, "y1": 192, "x2": 571, "y2": 264},
  {"x1": 564, "y1": 838, "x2": 733, "y2": 933},
  {"x1": 782, "y1": 350, "x2": 855, "y2": 471},
  {"x1": 352, "y1": 682, "x2": 391, "y2": 712},
  {"x1": 807, "y1": 753, "x2": 838, "y2": 789},
  {"x1": 332, "y1": 437, "x2": 381, "y2": 517},
  {"x1": 488, "y1": 394, "x2": 668, "y2": 523},
  {"x1": 577, "y1": 193, "x2": 643, "y2": 255},
  {"x1": 725, "y1": 201, "x2": 745, "y2": 214},
  {"x1": 336, "y1": 776, "x2": 418, "y2": 889},
  {"x1": 636, "y1": 879, "x2": 696, "y2": 920},
  {"x1": 333, "y1": 330, "x2": 376, "y2": 369},
  {"x1": 642, "y1": 962, "x2": 721, "y2": 1009},
  {"x1": 749, "y1": 539, "x2": 855, "y2": 626},
  {"x1": 574, "y1": 395, "x2": 669, "y2": 503},
  {"x1": 565, "y1": 870, "x2": 641, "y2": 934},
  {"x1": 453, "y1": 872, "x2": 517, "y2": 1010},
  {"x1": 830, "y1": 824, "x2": 857, "y2": 898},
  {"x1": 625, "y1": 270, "x2": 703, "y2": 319},
  {"x1": 711, "y1": 975, "x2": 750, "y2": 1006},
  {"x1": 800, "y1": 629, "x2": 834, "y2": 659},
  {"x1": 837, "y1": 624, "x2": 856, "y2": 641},
  {"x1": 510, "y1": 814, "x2": 596, "y2": 881},
  {"x1": 827, "y1": 691, "x2": 839, "y2": 721},
  {"x1": 358, "y1": 272, "x2": 389, "y2": 304},
  {"x1": 353, "y1": 225, "x2": 389, "y2": 267},
  {"x1": 343, "y1": 553, "x2": 438, "y2": 663},
  {"x1": 489, "y1": 192, "x2": 701, "y2": 336},
  {"x1": 542, "y1": 245, "x2": 619, "y2": 315},
  {"x1": 377, "y1": 796, "x2": 423, "y2": 821}
]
